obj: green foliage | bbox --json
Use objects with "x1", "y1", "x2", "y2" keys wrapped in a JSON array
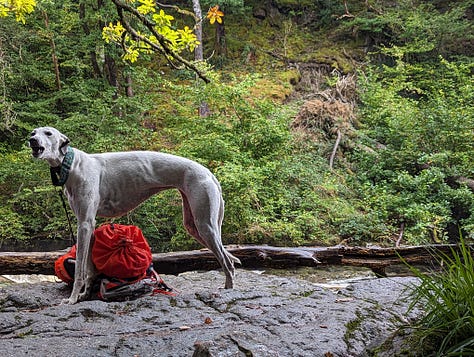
[
  {"x1": 273, "y1": 0, "x2": 344, "y2": 27},
  {"x1": 0, "y1": 206, "x2": 27, "y2": 242},
  {"x1": 352, "y1": 56, "x2": 474, "y2": 245},
  {"x1": 343, "y1": 0, "x2": 474, "y2": 59},
  {"x1": 346, "y1": 168, "x2": 456, "y2": 244},
  {"x1": 1, "y1": 0, "x2": 474, "y2": 252},
  {"x1": 127, "y1": 77, "x2": 305, "y2": 248},
  {"x1": 0, "y1": 150, "x2": 70, "y2": 241},
  {"x1": 406, "y1": 238, "x2": 474, "y2": 355}
]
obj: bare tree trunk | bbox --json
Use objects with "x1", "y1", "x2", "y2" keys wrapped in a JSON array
[
  {"x1": 0, "y1": 37, "x2": 16, "y2": 132},
  {"x1": 191, "y1": 0, "x2": 203, "y2": 62},
  {"x1": 79, "y1": 2, "x2": 102, "y2": 79},
  {"x1": 329, "y1": 129, "x2": 342, "y2": 169},
  {"x1": 104, "y1": 54, "x2": 119, "y2": 99},
  {"x1": 125, "y1": 72, "x2": 134, "y2": 97},
  {"x1": 216, "y1": 19, "x2": 227, "y2": 56},
  {"x1": 396, "y1": 222, "x2": 405, "y2": 247},
  {"x1": 191, "y1": 0, "x2": 210, "y2": 117},
  {"x1": 42, "y1": 10, "x2": 61, "y2": 91}
]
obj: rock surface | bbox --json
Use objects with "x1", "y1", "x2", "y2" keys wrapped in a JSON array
[{"x1": 0, "y1": 269, "x2": 421, "y2": 356}]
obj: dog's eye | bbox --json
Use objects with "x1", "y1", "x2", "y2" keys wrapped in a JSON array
[{"x1": 45, "y1": 131, "x2": 52, "y2": 136}]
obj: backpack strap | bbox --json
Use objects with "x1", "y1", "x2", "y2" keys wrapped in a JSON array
[
  {"x1": 97, "y1": 265, "x2": 176, "y2": 301},
  {"x1": 148, "y1": 267, "x2": 176, "y2": 296}
]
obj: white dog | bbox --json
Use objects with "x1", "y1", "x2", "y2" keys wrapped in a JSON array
[{"x1": 29, "y1": 126, "x2": 240, "y2": 304}]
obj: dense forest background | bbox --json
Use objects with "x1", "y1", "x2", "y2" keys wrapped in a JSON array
[{"x1": 0, "y1": 0, "x2": 473, "y2": 251}]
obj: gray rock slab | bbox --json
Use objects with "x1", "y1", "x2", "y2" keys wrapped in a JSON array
[{"x1": 0, "y1": 269, "x2": 421, "y2": 356}]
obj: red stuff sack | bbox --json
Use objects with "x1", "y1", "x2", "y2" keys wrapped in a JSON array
[
  {"x1": 54, "y1": 245, "x2": 77, "y2": 284},
  {"x1": 92, "y1": 224, "x2": 152, "y2": 279}
]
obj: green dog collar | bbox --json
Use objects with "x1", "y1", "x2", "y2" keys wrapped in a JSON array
[{"x1": 50, "y1": 146, "x2": 74, "y2": 186}]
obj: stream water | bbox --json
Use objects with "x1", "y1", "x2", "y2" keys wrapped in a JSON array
[
  {"x1": 1, "y1": 264, "x2": 417, "y2": 289},
  {"x1": 265, "y1": 264, "x2": 421, "y2": 289}
]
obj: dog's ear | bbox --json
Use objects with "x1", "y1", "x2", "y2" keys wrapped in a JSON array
[{"x1": 59, "y1": 133, "x2": 70, "y2": 155}]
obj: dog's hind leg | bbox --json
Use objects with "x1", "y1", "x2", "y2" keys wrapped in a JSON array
[
  {"x1": 180, "y1": 191, "x2": 207, "y2": 247},
  {"x1": 204, "y1": 231, "x2": 240, "y2": 289},
  {"x1": 180, "y1": 190, "x2": 240, "y2": 289}
]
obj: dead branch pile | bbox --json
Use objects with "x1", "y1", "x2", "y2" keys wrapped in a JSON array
[
  {"x1": 290, "y1": 66, "x2": 359, "y2": 168},
  {"x1": 291, "y1": 65, "x2": 358, "y2": 138},
  {"x1": 292, "y1": 99, "x2": 355, "y2": 139}
]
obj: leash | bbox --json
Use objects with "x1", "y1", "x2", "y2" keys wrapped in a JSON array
[
  {"x1": 51, "y1": 146, "x2": 76, "y2": 245},
  {"x1": 58, "y1": 189, "x2": 76, "y2": 245}
]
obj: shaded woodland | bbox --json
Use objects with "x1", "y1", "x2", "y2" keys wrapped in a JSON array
[{"x1": 0, "y1": 0, "x2": 473, "y2": 250}]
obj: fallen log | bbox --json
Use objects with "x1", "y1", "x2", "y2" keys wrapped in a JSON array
[{"x1": 0, "y1": 244, "x2": 465, "y2": 277}]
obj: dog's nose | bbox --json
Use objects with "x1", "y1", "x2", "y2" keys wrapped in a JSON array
[{"x1": 29, "y1": 137, "x2": 39, "y2": 147}]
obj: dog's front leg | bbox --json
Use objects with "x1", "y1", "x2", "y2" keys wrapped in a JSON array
[{"x1": 65, "y1": 218, "x2": 96, "y2": 304}]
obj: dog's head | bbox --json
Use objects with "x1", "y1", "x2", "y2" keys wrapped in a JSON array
[{"x1": 29, "y1": 127, "x2": 70, "y2": 166}]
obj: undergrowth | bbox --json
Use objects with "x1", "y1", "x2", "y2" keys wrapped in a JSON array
[{"x1": 406, "y1": 238, "x2": 474, "y2": 355}]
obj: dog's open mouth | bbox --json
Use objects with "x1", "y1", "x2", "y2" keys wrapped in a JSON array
[
  {"x1": 31, "y1": 145, "x2": 44, "y2": 158},
  {"x1": 29, "y1": 139, "x2": 44, "y2": 158}
]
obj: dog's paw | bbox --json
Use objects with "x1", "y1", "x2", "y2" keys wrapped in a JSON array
[{"x1": 61, "y1": 297, "x2": 78, "y2": 305}]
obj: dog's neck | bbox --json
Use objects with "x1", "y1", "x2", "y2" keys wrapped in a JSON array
[{"x1": 50, "y1": 146, "x2": 75, "y2": 186}]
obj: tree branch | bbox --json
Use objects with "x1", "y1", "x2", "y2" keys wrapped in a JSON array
[
  {"x1": 156, "y1": 2, "x2": 199, "y2": 22},
  {"x1": 110, "y1": 0, "x2": 210, "y2": 83}
]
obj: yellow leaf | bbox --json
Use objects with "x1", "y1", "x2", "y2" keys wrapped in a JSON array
[{"x1": 207, "y1": 5, "x2": 224, "y2": 25}]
